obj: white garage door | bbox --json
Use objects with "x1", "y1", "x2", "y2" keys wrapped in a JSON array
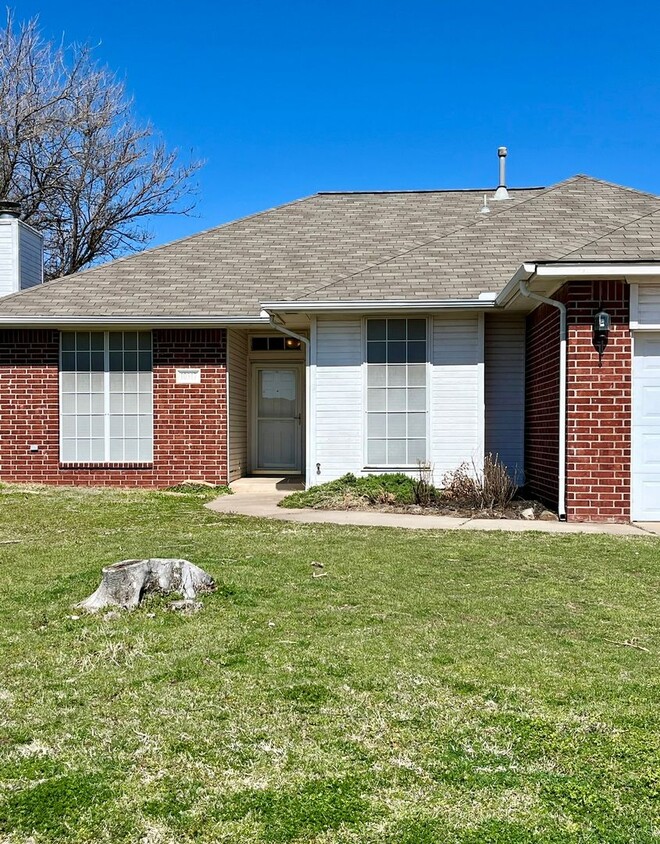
[{"x1": 632, "y1": 333, "x2": 660, "y2": 520}]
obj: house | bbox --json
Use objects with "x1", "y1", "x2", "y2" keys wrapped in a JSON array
[{"x1": 2, "y1": 152, "x2": 660, "y2": 523}]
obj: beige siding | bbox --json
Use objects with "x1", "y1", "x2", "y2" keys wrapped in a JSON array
[{"x1": 227, "y1": 329, "x2": 248, "y2": 481}]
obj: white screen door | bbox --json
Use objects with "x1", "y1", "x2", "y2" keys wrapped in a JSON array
[{"x1": 253, "y1": 366, "x2": 302, "y2": 472}]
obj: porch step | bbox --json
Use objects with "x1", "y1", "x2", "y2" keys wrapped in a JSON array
[{"x1": 230, "y1": 476, "x2": 305, "y2": 495}]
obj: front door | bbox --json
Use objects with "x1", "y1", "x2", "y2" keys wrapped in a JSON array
[{"x1": 252, "y1": 365, "x2": 303, "y2": 473}]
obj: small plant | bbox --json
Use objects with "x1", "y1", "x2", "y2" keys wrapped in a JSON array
[
  {"x1": 412, "y1": 461, "x2": 435, "y2": 506},
  {"x1": 442, "y1": 453, "x2": 517, "y2": 512}
]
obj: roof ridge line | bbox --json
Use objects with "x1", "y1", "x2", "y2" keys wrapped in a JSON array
[
  {"x1": 572, "y1": 173, "x2": 660, "y2": 202},
  {"x1": 291, "y1": 176, "x2": 582, "y2": 301},
  {"x1": 556, "y1": 204, "x2": 660, "y2": 261},
  {"x1": 316, "y1": 187, "x2": 546, "y2": 195}
]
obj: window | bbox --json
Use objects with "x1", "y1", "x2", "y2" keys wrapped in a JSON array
[
  {"x1": 251, "y1": 335, "x2": 302, "y2": 352},
  {"x1": 60, "y1": 331, "x2": 153, "y2": 463},
  {"x1": 366, "y1": 318, "x2": 427, "y2": 466}
]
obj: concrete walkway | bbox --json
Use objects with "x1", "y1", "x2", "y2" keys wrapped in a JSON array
[{"x1": 206, "y1": 478, "x2": 657, "y2": 536}]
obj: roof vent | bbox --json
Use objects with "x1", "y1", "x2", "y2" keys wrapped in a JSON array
[
  {"x1": 493, "y1": 147, "x2": 509, "y2": 201},
  {"x1": 0, "y1": 200, "x2": 21, "y2": 219},
  {"x1": 479, "y1": 194, "x2": 491, "y2": 214}
]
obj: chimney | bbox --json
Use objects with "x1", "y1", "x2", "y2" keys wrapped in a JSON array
[
  {"x1": 493, "y1": 147, "x2": 510, "y2": 200},
  {"x1": 0, "y1": 200, "x2": 44, "y2": 296}
]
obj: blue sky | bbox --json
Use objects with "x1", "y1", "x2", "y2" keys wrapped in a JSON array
[{"x1": 17, "y1": 0, "x2": 660, "y2": 248}]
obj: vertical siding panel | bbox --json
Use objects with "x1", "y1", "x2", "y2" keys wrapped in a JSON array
[
  {"x1": 313, "y1": 317, "x2": 363, "y2": 482},
  {"x1": 227, "y1": 328, "x2": 248, "y2": 481},
  {"x1": 484, "y1": 314, "x2": 525, "y2": 481},
  {"x1": 18, "y1": 225, "x2": 43, "y2": 290},
  {"x1": 430, "y1": 314, "x2": 481, "y2": 481}
]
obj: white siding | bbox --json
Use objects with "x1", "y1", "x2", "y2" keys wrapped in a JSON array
[
  {"x1": 18, "y1": 224, "x2": 43, "y2": 289},
  {"x1": 484, "y1": 314, "x2": 525, "y2": 482},
  {"x1": 0, "y1": 220, "x2": 17, "y2": 297},
  {"x1": 310, "y1": 313, "x2": 487, "y2": 486},
  {"x1": 0, "y1": 219, "x2": 43, "y2": 296},
  {"x1": 313, "y1": 317, "x2": 363, "y2": 483},
  {"x1": 430, "y1": 314, "x2": 484, "y2": 481},
  {"x1": 635, "y1": 284, "x2": 660, "y2": 325},
  {"x1": 227, "y1": 328, "x2": 248, "y2": 482}
]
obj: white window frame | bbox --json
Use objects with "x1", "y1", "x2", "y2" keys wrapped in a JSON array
[
  {"x1": 362, "y1": 316, "x2": 431, "y2": 469},
  {"x1": 59, "y1": 330, "x2": 153, "y2": 464}
]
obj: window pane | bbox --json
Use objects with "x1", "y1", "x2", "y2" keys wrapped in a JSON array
[
  {"x1": 139, "y1": 352, "x2": 151, "y2": 371},
  {"x1": 61, "y1": 439, "x2": 76, "y2": 462},
  {"x1": 110, "y1": 394, "x2": 123, "y2": 413},
  {"x1": 91, "y1": 416, "x2": 104, "y2": 438},
  {"x1": 61, "y1": 416, "x2": 76, "y2": 437},
  {"x1": 138, "y1": 439, "x2": 153, "y2": 462},
  {"x1": 77, "y1": 416, "x2": 90, "y2": 437},
  {"x1": 124, "y1": 372, "x2": 138, "y2": 392},
  {"x1": 408, "y1": 319, "x2": 426, "y2": 340},
  {"x1": 367, "y1": 319, "x2": 386, "y2": 340},
  {"x1": 408, "y1": 388, "x2": 426, "y2": 411},
  {"x1": 367, "y1": 365, "x2": 386, "y2": 387},
  {"x1": 388, "y1": 365, "x2": 406, "y2": 387},
  {"x1": 407, "y1": 364, "x2": 426, "y2": 386},
  {"x1": 61, "y1": 352, "x2": 76, "y2": 371},
  {"x1": 77, "y1": 333, "x2": 90, "y2": 351},
  {"x1": 388, "y1": 413, "x2": 406, "y2": 438},
  {"x1": 109, "y1": 416, "x2": 124, "y2": 438},
  {"x1": 251, "y1": 336, "x2": 268, "y2": 351},
  {"x1": 90, "y1": 333, "x2": 104, "y2": 351},
  {"x1": 387, "y1": 342, "x2": 406, "y2": 364},
  {"x1": 61, "y1": 333, "x2": 75, "y2": 351},
  {"x1": 367, "y1": 388, "x2": 386, "y2": 412},
  {"x1": 268, "y1": 337, "x2": 285, "y2": 350},
  {"x1": 124, "y1": 394, "x2": 138, "y2": 414},
  {"x1": 389, "y1": 389, "x2": 406, "y2": 411},
  {"x1": 367, "y1": 342, "x2": 386, "y2": 363},
  {"x1": 124, "y1": 439, "x2": 139, "y2": 461},
  {"x1": 90, "y1": 351, "x2": 104, "y2": 371},
  {"x1": 408, "y1": 413, "x2": 426, "y2": 438},
  {"x1": 123, "y1": 332, "x2": 138, "y2": 350},
  {"x1": 77, "y1": 440, "x2": 90, "y2": 462},
  {"x1": 367, "y1": 439, "x2": 386, "y2": 464},
  {"x1": 124, "y1": 352, "x2": 138, "y2": 371},
  {"x1": 138, "y1": 332, "x2": 151, "y2": 351},
  {"x1": 408, "y1": 439, "x2": 427, "y2": 463},
  {"x1": 124, "y1": 415, "x2": 139, "y2": 437},
  {"x1": 90, "y1": 439, "x2": 105, "y2": 462},
  {"x1": 139, "y1": 393, "x2": 151, "y2": 413},
  {"x1": 407, "y1": 341, "x2": 426, "y2": 363},
  {"x1": 76, "y1": 351, "x2": 90, "y2": 371},
  {"x1": 387, "y1": 439, "x2": 406, "y2": 464},
  {"x1": 109, "y1": 352, "x2": 123, "y2": 371},
  {"x1": 388, "y1": 319, "x2": 406, "y2": 340},
  {"x1": 109, "y1": 439, "x2": 124, "y2": 461},
  {"x1": 77, "y1": 395, "x2": 90, "y2": 414},
  {"x1": 368, "y1": 413, "x2": 386, "y2": 438},
  {"x1": 109, "y1": 333, "x2": 123, "y2": 350}
]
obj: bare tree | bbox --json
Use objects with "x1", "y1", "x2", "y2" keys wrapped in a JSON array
[{"x1": 0, "y1": 12, "x2": 202, "y2": 279}]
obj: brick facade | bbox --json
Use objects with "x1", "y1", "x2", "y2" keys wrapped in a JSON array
[
  {"x1": 525, "y1": 280, "x2": 632, "y2": 522},
  {"x1": 0, "y1": 328, "x2": 228, "y2": 487}
]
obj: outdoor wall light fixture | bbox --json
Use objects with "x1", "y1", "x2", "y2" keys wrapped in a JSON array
[{"x1": 593, "y1": 306, "x2": 611, "y2": 366}]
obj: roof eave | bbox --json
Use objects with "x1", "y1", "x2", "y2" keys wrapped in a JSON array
[
  {"x1": 261, "y1": 298, "x2": 497, "y2": 315},
  {"x1": 0, "y1": 315, "x2": 271, "y2": 328},
  {"x1": 497, "y1": 262, "x2": 660, "y2": 310}
]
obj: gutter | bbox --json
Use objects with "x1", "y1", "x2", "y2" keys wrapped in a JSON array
[
  {"x1": 517, "y1": 269, "x2": 567, "y2": 521},
  {"x1": 260, "y1": 298, "x2": 496, "y2": 313},
  {"x1": 0, "y1": 315, "x2": 271, "y2": 328}
]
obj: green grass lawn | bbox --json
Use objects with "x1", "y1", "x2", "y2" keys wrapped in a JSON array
[{"x1": 0, "y1": 485, "x2": 659, "y2": 843}]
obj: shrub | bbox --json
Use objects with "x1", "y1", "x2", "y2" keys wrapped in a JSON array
[
  {"x1": 279, "y1": 472, "x2": 440, "y2": 509},
  {"x1": 442, "y1": 453, "x2": 518, "y2": 511}
]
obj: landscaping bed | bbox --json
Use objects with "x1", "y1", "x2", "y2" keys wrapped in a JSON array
[{"x1": 279, "y1": 470, "x2": 556, "y2": 520}]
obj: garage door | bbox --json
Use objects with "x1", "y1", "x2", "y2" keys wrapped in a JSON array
[{"x1": 632, "y1": 333, "x2": 660, "y2": 520}]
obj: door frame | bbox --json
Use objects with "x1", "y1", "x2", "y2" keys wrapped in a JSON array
[{"x1": 249, "y1": 362, "x2": 305, "y2": 474}]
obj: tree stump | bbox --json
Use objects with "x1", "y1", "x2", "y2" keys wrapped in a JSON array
[{"x1": 78, "y1": 558, "x2": 215, "y2": 612}]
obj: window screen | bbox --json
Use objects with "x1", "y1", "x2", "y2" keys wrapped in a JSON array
[
  {"x1": 366, "y1": 318, "x2": 427, "y2": 466},
  {"x1": 60, "y1": 331, "x2": 153, "y2": 463}
]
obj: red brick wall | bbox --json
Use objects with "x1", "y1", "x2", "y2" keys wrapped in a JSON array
[
  {"x1": 0, "y1": 328, "x2": 228, "y2": 487},
  {"x1": 525, "y1": 302, "x2": 561, "y2": 510},
  {"x1": 525, "y1": 281, "x2": 631, "y2": 522},
  {"x1": 564, "y1": 281, "x2": 631, "y2": 522}
]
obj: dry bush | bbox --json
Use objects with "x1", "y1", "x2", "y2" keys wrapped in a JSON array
[
  {"x1": 412, "y1": 461, "x2": 435, "y2": 506},
  {"x1": 442, "y1": 453, "x2": 518, "y2": 511}
]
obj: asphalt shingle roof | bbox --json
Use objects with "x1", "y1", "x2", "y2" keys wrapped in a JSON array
[{"x1": 0, "y1": 175, "x2": 658, "y2": 319}]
